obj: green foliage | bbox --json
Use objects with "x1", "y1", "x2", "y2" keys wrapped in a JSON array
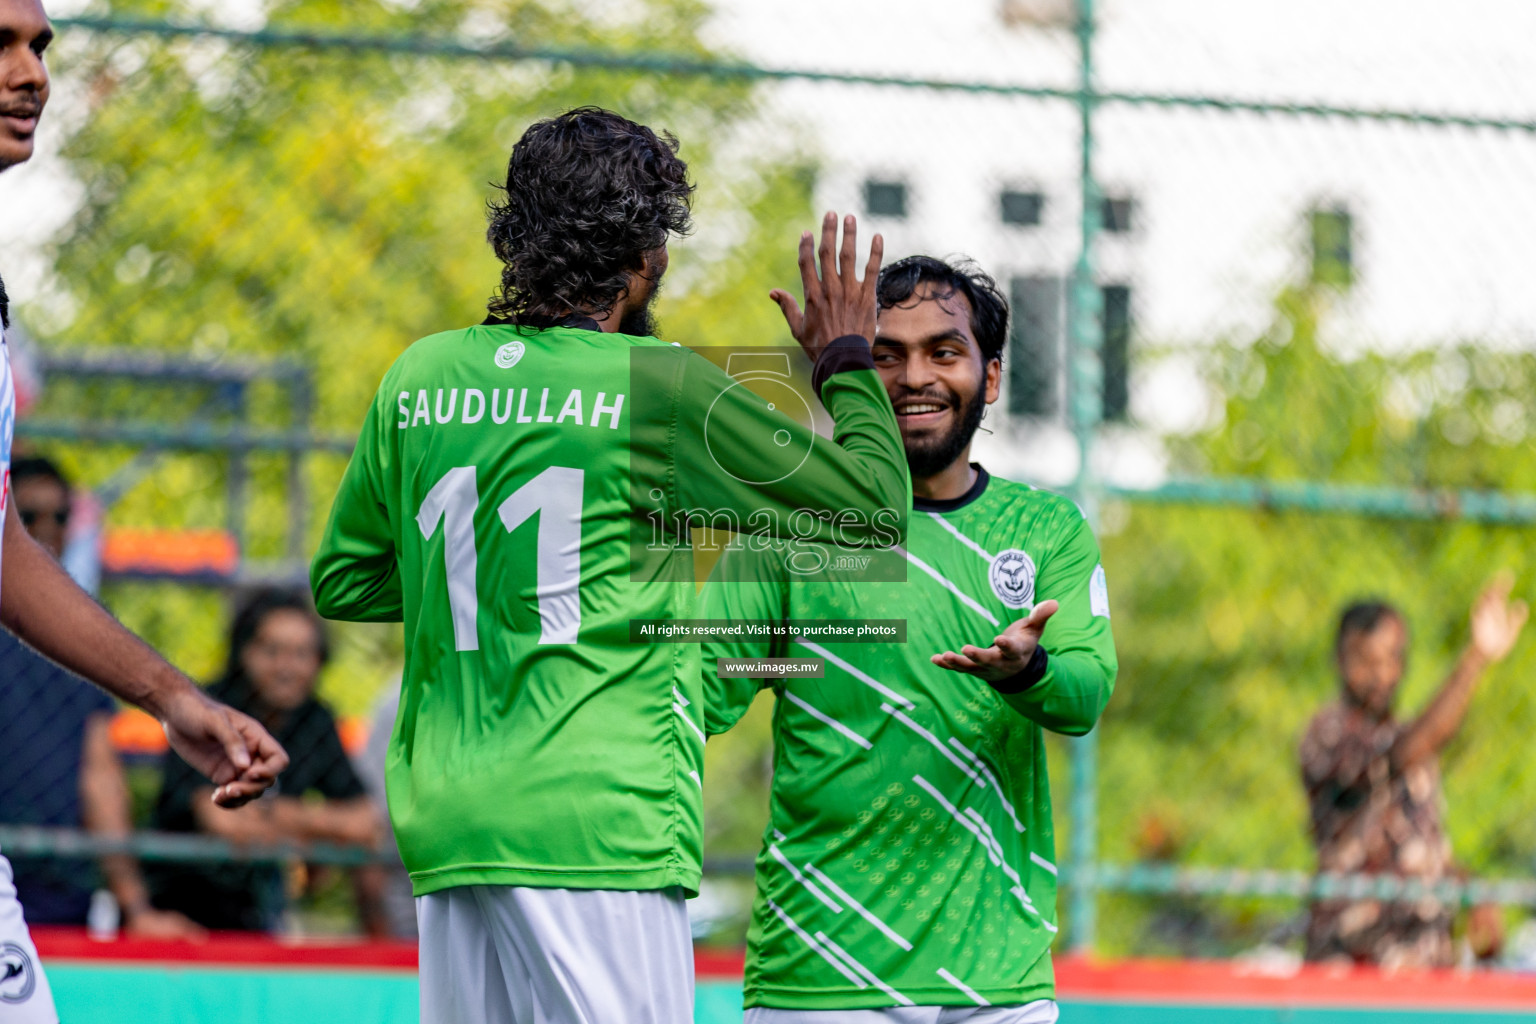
[
  {"x1": 24, "y1": 0, "x2": 813, "y2": 718},
  {"x1": 1096, "y1": 285, "x2": 1536, "y2": 955}
]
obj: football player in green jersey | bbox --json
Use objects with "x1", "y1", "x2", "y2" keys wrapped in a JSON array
[
  {"x1": 702, "y1": 256, "x2": 1118, "y2": 1023},
  {"x1": 310, "y1": 107, "x2": 908, "y2": 1024}
]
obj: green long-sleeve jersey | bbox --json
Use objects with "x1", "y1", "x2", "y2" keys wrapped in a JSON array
[
  {"x1": 701, "y1": 468, "x2": 1116, "y2": 1010},
  {"x1": 311, "y1": 322, "x2": 908, "y2": 897}
]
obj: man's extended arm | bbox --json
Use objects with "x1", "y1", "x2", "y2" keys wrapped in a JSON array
[
  {"x1": 657, "y1": 214, "x2": 909, "y2": 546},
  {"x1": 310, "y1": 386, "x2": 404, "y2": 622},
  {"x1": 932, "y1": 505, "x2": 1117, "y2": 736},
  {"x1": 191, "y1": 791, "x2": 381, "y2": 847},
  {"x1": 699, "y1": 545, "x2": 788, "y2": 736},
  {"x1": 1, "y1": 501, "x2": 287, "y2": 805},
  {"x1": 1391, "y1": 574, "x2": 1527, "y2": 771}
]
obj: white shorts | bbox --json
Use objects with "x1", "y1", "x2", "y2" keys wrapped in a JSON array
[
  {"x1": 744, "y1": 1000, "x2": 1059, "y2": 1024},
  {"x1": 0, "y1": 854, "x2": 56, "y2": 1024},
  {"x1": 417, "y1": 885, "x2": 693, "y2": 1024}
]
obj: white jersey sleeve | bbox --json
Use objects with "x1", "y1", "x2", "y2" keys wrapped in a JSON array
[{"x1": 0, "y1": 330, "x2": 14, "y2": 611}]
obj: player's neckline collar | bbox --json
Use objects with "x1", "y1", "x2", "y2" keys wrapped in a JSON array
[
  {"x1": 481, "y1": 313, "x2": 603, "y2": 332},
  {"x1": 913, "y1": 464, "x2": 990, "y2": 513}
]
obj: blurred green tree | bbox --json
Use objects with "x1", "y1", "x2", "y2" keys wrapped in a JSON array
[{"x1": 1094, "y1": 285, "x2": 1536, "y2": 956}]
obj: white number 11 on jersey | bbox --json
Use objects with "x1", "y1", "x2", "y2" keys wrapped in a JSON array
[{"x1": 416, "y1": 465, "x2": 585, "y2": 650}]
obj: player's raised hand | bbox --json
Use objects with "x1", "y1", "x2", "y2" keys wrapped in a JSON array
[
  {"x1": 769, "y1": 211, "x2": 884, "y2": 362},
  {"x1": 160, "y1": 685, "x2": 290, "y2": 807},
  {"x1": 1469, "y1": 570, "x2": 1528, "y2": 664},
  {"x1": 931, "y1": 600, "x2": 1059, "y2": 682}
]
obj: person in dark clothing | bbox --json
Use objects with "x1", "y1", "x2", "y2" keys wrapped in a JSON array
[
  {"x1": 148, "y1": 589, "x2": 381, "y2": 932},
  {"x1": 0, "y1": 456, "x2": 204, "y2": 938},
  {"x1": 0, "y1": 626, "x2": 112, "y2": 922}
]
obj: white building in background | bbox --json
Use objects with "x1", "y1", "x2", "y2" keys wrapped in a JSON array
[{"x1": 706, "y1": 0, "x2": 1536, "y2": 487}]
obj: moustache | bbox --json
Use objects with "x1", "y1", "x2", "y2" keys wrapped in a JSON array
[
  {"x1": 896, "y1": 388, "x2": 959, "y2": 408},
  {"x1": 0, "y1": 100, "x2": 43, "y2": 119}
]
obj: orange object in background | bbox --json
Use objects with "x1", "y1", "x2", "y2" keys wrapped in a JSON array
[
  {"x1": 336, "y1": 716, "x2": 368, "y2": 757},
  {"x1": 101, "y1": 528, "x2": 239, "y2": 577},
  {"x1": 109, "y1": 707, "x2": 168, "y2": 756},
  {"x1": 112, "y1": 709, "x2": 370, "y2": 759}
]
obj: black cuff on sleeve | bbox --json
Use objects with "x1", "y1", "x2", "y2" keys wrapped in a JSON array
[
  {"x1": 811, "y1": 334, "x2": 876, "y2": 398},
  {"x1": 987, "y1": 645, "x2": 1049, "y2": 695}
]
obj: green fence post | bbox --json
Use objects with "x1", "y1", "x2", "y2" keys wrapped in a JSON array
[{"x1": 1067, "y1": 0, "x2": 1104, "y2": 956}]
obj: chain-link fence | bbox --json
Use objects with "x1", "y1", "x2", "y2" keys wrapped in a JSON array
[{"x1": 5, "y1": 0, "x2": 1536, "y2": 961}]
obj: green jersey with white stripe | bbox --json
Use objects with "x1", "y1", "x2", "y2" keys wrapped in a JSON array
[
  {"x1": 311, "y1": 322, "x2": 908, "y2": 898},
  {"x1": 702, "y1": 467, "x2": 1116, "y2": 1010}
]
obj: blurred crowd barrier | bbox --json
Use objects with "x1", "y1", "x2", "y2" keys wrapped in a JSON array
[{"x1": 5, "y1": 0, "x2": 1536, "y2": 960}]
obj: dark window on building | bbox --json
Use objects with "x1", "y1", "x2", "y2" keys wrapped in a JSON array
[
  {"x1": 1101, "y1": 195, "x2": 1134, "y2": 234},
  {"x1": 1000, "y1": 190, "x2": 1044, "y2": 226},
  {"x1": 864, "y1": 180, "x2": 907, "y2": 219},
  {"x1": 1101, "y1": 284, "x2": 1131, "y2": 422},
  {"x1": 1007, "y1": 276, "x2": 1063, "y2": 418},
  {"x1": 1310, "y1": 207, "x2": 1353, "y2": 288}
]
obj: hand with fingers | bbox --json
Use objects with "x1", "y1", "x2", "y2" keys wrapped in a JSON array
[
  {"x1": 1469, "y1": 570, "x2": 1529, "y2": 665},
  {"x1": 160, "y1": 685, "x2": 290, "y2": 807},
  {"x1": 770, "y1": 211, "x2": 884, "y2": 362},
  {"x1": 931, "y1": 601, "x2": 1059, "y2": 683}
]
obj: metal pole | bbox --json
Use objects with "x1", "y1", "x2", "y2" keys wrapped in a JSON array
[
  {"x1": 288, "y1": 372, "x2": 313, "y2": 564},
  {"x1": 227, "y1": 382, "x2": 248, "y2": 561},
  {"x1": 1067, "y1": 0, "x2": 1104, "y2": 956}
]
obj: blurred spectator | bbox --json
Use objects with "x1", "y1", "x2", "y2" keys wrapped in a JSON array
[
  {"x1": 1300, "y1": 577, "x2": 1528, "y2": 968},
  {"x1": 351, "y1": 681, "x2": 418, "y2": 940},
  {"x1": 0, "y1": 456, "x2": 204, "y2": 938},
  {"x1": 147, "y1": 589, "x2": 383, "y2": 933}
]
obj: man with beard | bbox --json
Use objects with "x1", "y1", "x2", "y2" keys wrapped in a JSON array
[
  {"x1": 1, "y1": 4, "x2": 288, "y2": 1022},
  {"x1": 701, "y1": 256, "x2": 1118, "y2": 1022},
  {"x1": 311, "y1": 107, "x2": 907, "y2": 1023},
  {"x1": 1300, "y1": 586, "x2": 1526, "y2": 968}
]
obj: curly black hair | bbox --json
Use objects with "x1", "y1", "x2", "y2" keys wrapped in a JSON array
[
  {"x1": 0, "y1": 271, "x2": 9, "y2": 330},
  {"x1": 876, "y1": 255, "x2": 1010, "y2": 364},
  {"x1": 486, "y1": 107, "x2": 694, "y2": 322}
]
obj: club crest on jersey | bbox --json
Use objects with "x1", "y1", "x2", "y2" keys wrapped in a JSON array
[
  {"x1": 989, "y1": 548, "x2": 1036, "y2": 610},
  {"x1": 494, "y1": 341, "x2": 525, "y2": 369}
]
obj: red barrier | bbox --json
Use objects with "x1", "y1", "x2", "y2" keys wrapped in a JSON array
[
  {"x1": 32, "y1": 929, "x2": 1536, "y2": 1010},
  {"x1": 31, "y1": 928, "x2": 419, "y2": 970},
  {"x1": 32, "y1": 929, "x2": 745, "y2": 978},
  {"x1": 1053, "y1": 955, "x2": 1536, "y2": 1010}
]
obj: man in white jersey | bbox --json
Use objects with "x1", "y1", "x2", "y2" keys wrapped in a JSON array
[{"x1": 0, "y1": 5, "x2": 289, "y2": 1020}]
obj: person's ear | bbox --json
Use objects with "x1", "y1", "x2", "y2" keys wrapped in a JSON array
[
  {"x1": 642, "y1": 245, "x2": 669, "y2": 283},
  {"x1": 984, "y1": 357, "x2": 1002, "y2": 405},
  {"x1": 621, "y1": 249, "x2": 666, "y2": 307}
]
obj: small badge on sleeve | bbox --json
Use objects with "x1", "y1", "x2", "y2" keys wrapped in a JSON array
[
  {"x1": 989, "y1": 549, "x2": 1037, "y2": 610},
  {"x1": 0, "y1": 942, "x2": 38, "y2": 1005},
  {"x1": 1090, "y1": 564, "x2": 1110, "y2": 618}
]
